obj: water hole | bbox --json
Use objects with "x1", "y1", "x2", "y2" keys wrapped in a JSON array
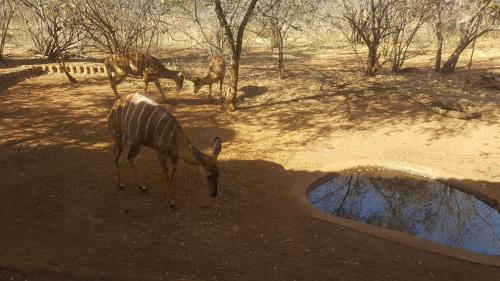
[{"x1": 308, "y1": 167, "x2": 500, "y2": 255}]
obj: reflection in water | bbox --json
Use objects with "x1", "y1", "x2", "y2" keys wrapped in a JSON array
[{"x1": 308, "y1": 169, "x2": 500, "y2": 255}]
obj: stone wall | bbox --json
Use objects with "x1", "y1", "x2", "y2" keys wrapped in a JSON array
[
  {"x1": 41, "y1": 64, "x2": 107, "y2": 75},
  {"x1": 0, "y1": 63, "x2": 108, "y2": 92},
  {"x1": 0, "y1": 66, "x2": 45, "y2": 91}
]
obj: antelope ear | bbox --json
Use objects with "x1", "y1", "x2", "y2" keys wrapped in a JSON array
[{"x1": 212, "y1": 137, "x2": 222, "y2": 160}]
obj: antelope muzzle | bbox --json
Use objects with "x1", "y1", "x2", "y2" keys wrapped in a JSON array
[{"x1": 207, "y1": 175, "x2": 218, "y2": 197}]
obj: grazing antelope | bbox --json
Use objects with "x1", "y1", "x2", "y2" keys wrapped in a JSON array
[
  {"x1": 108, "y1": 93, "x2": 222, "y2": 208},
  {"x1": 189, "y1": 58, "x2": 226, "y2": 102},
  {"x1": 104, "y1": 53, "x2": 184, "y2": 101}
]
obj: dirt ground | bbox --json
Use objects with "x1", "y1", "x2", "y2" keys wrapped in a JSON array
[{"x1": 0, "y1": 44, "x2": 500, "y2": 281}]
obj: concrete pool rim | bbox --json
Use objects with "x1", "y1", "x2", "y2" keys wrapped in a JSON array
[{"x1": 290, "y1": 159, "x2": 500, "y2": 267}]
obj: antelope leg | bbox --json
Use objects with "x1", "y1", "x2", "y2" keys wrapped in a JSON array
[
  {"x1": 153, "y1": 80, "x2": 168, "y2": 102},
  {"x1": 128, "y1": 145, "x2": 145, "y2": 191},
  {"x1": 154, "y1": 80, "x2": 162, "y2": 93},
  {"x1": 111, "y1": 84, "x2": 120, "y2": 99},
  {"x1": 167, "y1": 157, "x2": 178, "y2": 208},
  {"x1": 143, "y1": 73, "x2": 150, "y2": 95},
  {"x1": 216, "y1": 78, "x2": 224, "y2": 103},
  {"x1": 113, "y1": 136, "x2": 124, "y2": 189},
  {"x1": 111, "y1": 69, "x2": 126, "y2": 99},
  {"x1": 156, "y1": 152, "x2": 175, "y2": 208}
]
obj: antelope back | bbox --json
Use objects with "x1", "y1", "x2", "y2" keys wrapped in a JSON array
[
  {"x1": 108, "y1": 93, "x2": 179, "y2": 149},
  {"x1": 107, "y1": 53, "x2": 165, "y2": 76},
  {"x1": 192, "y1": 58, "x2": 226, "y2": 93},
  {"x1": 208, "y1": 58, "x2": 226, "y2": 79}
]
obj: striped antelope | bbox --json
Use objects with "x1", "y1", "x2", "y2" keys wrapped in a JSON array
[
  {"x1": 189, "y1": 57, "x2": 226, "y2": 102},
  {"x1": 104, "y1": 53, "x2": 184, "y2": 101},
  {"x1": 107, "y1": 93, "x2": 222, "y2": 208}
]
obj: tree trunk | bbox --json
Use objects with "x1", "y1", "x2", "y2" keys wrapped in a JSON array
[
  {"x1": 59, "y1": 59, "x2": 77, "y2": 83},
  {"x1": 435, "y1": 38, "x2": 443, "y2": 72},
  {"x1": 442, "y1": 15, "x2": 486, "y2": 74},
  {"x1": 434, "y1": 2, "x2": 443, "y2": 72},
  {"x1": 44, "y1": 42, "x2": 61, "y2": 61},
  {"x1": 277, "y1": 32, "x2": 284, "y2": 79},
  {"x1": 391, "y1": 30, "x2": 401, "y2": 72},
  {"x1": 440, "y1": 45, "x2": 464, "y2": 73},
  {"x1": 366, "y1": 45, "x2": 378, "y2": 76},
  {"x1": 226, "y1": 55, "x2": 240, "y2": 112},
  {"x1": 212, "y1": 0, "x2": 258, "y2": 112},
  {"x1": 0, "y1": 2, "x2": 13, "y2": 59},
  {"x1": 441, "y1": 31, "x2": 487, "y2": 73},
  {"x1": 467, "y1": 33, "x2": 478, "y2": 72}
]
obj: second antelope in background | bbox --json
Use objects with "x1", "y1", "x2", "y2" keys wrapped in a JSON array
[
  {"x1": 104, "y1": 53, "x2": 184, "y2": 101},
  {"x1": 189, "y1": 57, "x2": 226, "y2": 102},
  {"x1": 108, "y1": 93, "x2": 222, "y2": 209}
]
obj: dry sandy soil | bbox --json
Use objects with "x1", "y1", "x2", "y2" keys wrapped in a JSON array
[{"x1": 0, "y1": 44, "x2": 499, "y2": 281}]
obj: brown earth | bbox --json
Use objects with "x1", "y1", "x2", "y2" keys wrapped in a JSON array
[{"x1": 0, "y1": 45, "x2": 499, "y2": 281}]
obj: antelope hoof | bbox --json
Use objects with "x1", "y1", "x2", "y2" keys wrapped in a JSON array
[
  {"x1": 118, "y1": 184, "x2": 125, "y2": 191},
  {"x1": 167, "y1": 200, "x2": 176, "y2": 210},
  {"x1": 138, "y1": 185, "x2": 147, "y2": 192}
]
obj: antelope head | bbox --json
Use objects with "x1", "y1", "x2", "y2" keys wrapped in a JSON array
[
  {"x1": 190, "y1": 76, "x2": 203, "y2": 94},
  {"x1": 175, "y1": 72, "x2": 184, "y2": 91},
  {"x1": 199, "y1": 137, "x2": 222, "y2": 197}
]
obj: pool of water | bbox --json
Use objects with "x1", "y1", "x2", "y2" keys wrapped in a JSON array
[{"x1": 308, "y1": 168, "x2": 500, "y2": 255}]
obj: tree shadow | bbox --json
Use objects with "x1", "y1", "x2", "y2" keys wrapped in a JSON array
[
  {"x1": 0, "y1": 76, "x2": 228, "y2": 151},
  {"x1": 236, "y1": 85, "x2": 269, "y2": 103},
  {"x1": 231, "y1": 49, "x2": 499, "y2": 144}
]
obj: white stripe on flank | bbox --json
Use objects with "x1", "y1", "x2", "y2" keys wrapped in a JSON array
[
  {"x1": 127, "y1": 101, "x2": 141, "y2": 136},
  {"x1": 158, "y1": 117, "x2": 172, "y2": 147},
  {"x1": 166, "y1": 126, "x2": 176, "y2": 148},
  {"x1": 144, "y1": 106, "x2": 159, "y2": 142},
  {"x1": 135, "y1": 102, "x2": 147, "y2": 140},
  {"x1": 153, "y1": 112, "x2": 168, "y2": 146},
  {"x1": 123, "y1": 95, "x2": 136, "y2": 128},
  {"x1": 118, "y1": 98, "x2": 126, "y2": 127}
]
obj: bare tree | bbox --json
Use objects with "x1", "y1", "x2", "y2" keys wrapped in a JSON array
[
  {"x1": 438, "y1": 0, "x2": 499, "y2": 73},
  {"x1": 17, "y1": 0, "x2": 82, "y2": 60},
  {"x1": 389, "y1": 0, "x2": 433, "y2": 72},
  {"x1": 339, "y1": 0, "x2": 399, "y2": 76},
  {"x1": 434, "y1": 0, "x2": 446, "y2": 72},
  {"x1": 212, "y1": 0, "x2": 259, "y2": 112},
  {"x1": 74, "y1": 0, "x2": 174, "y2": 54},
  {"x1": 171, "y1": 0, "x2": 226, "y2": 57},
  {"x1": 256, "y1": 0, "x2": 315, "y2": 79},
  {"x1": 0, "y1": 0, "x2": 14, "y2": 59}
]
